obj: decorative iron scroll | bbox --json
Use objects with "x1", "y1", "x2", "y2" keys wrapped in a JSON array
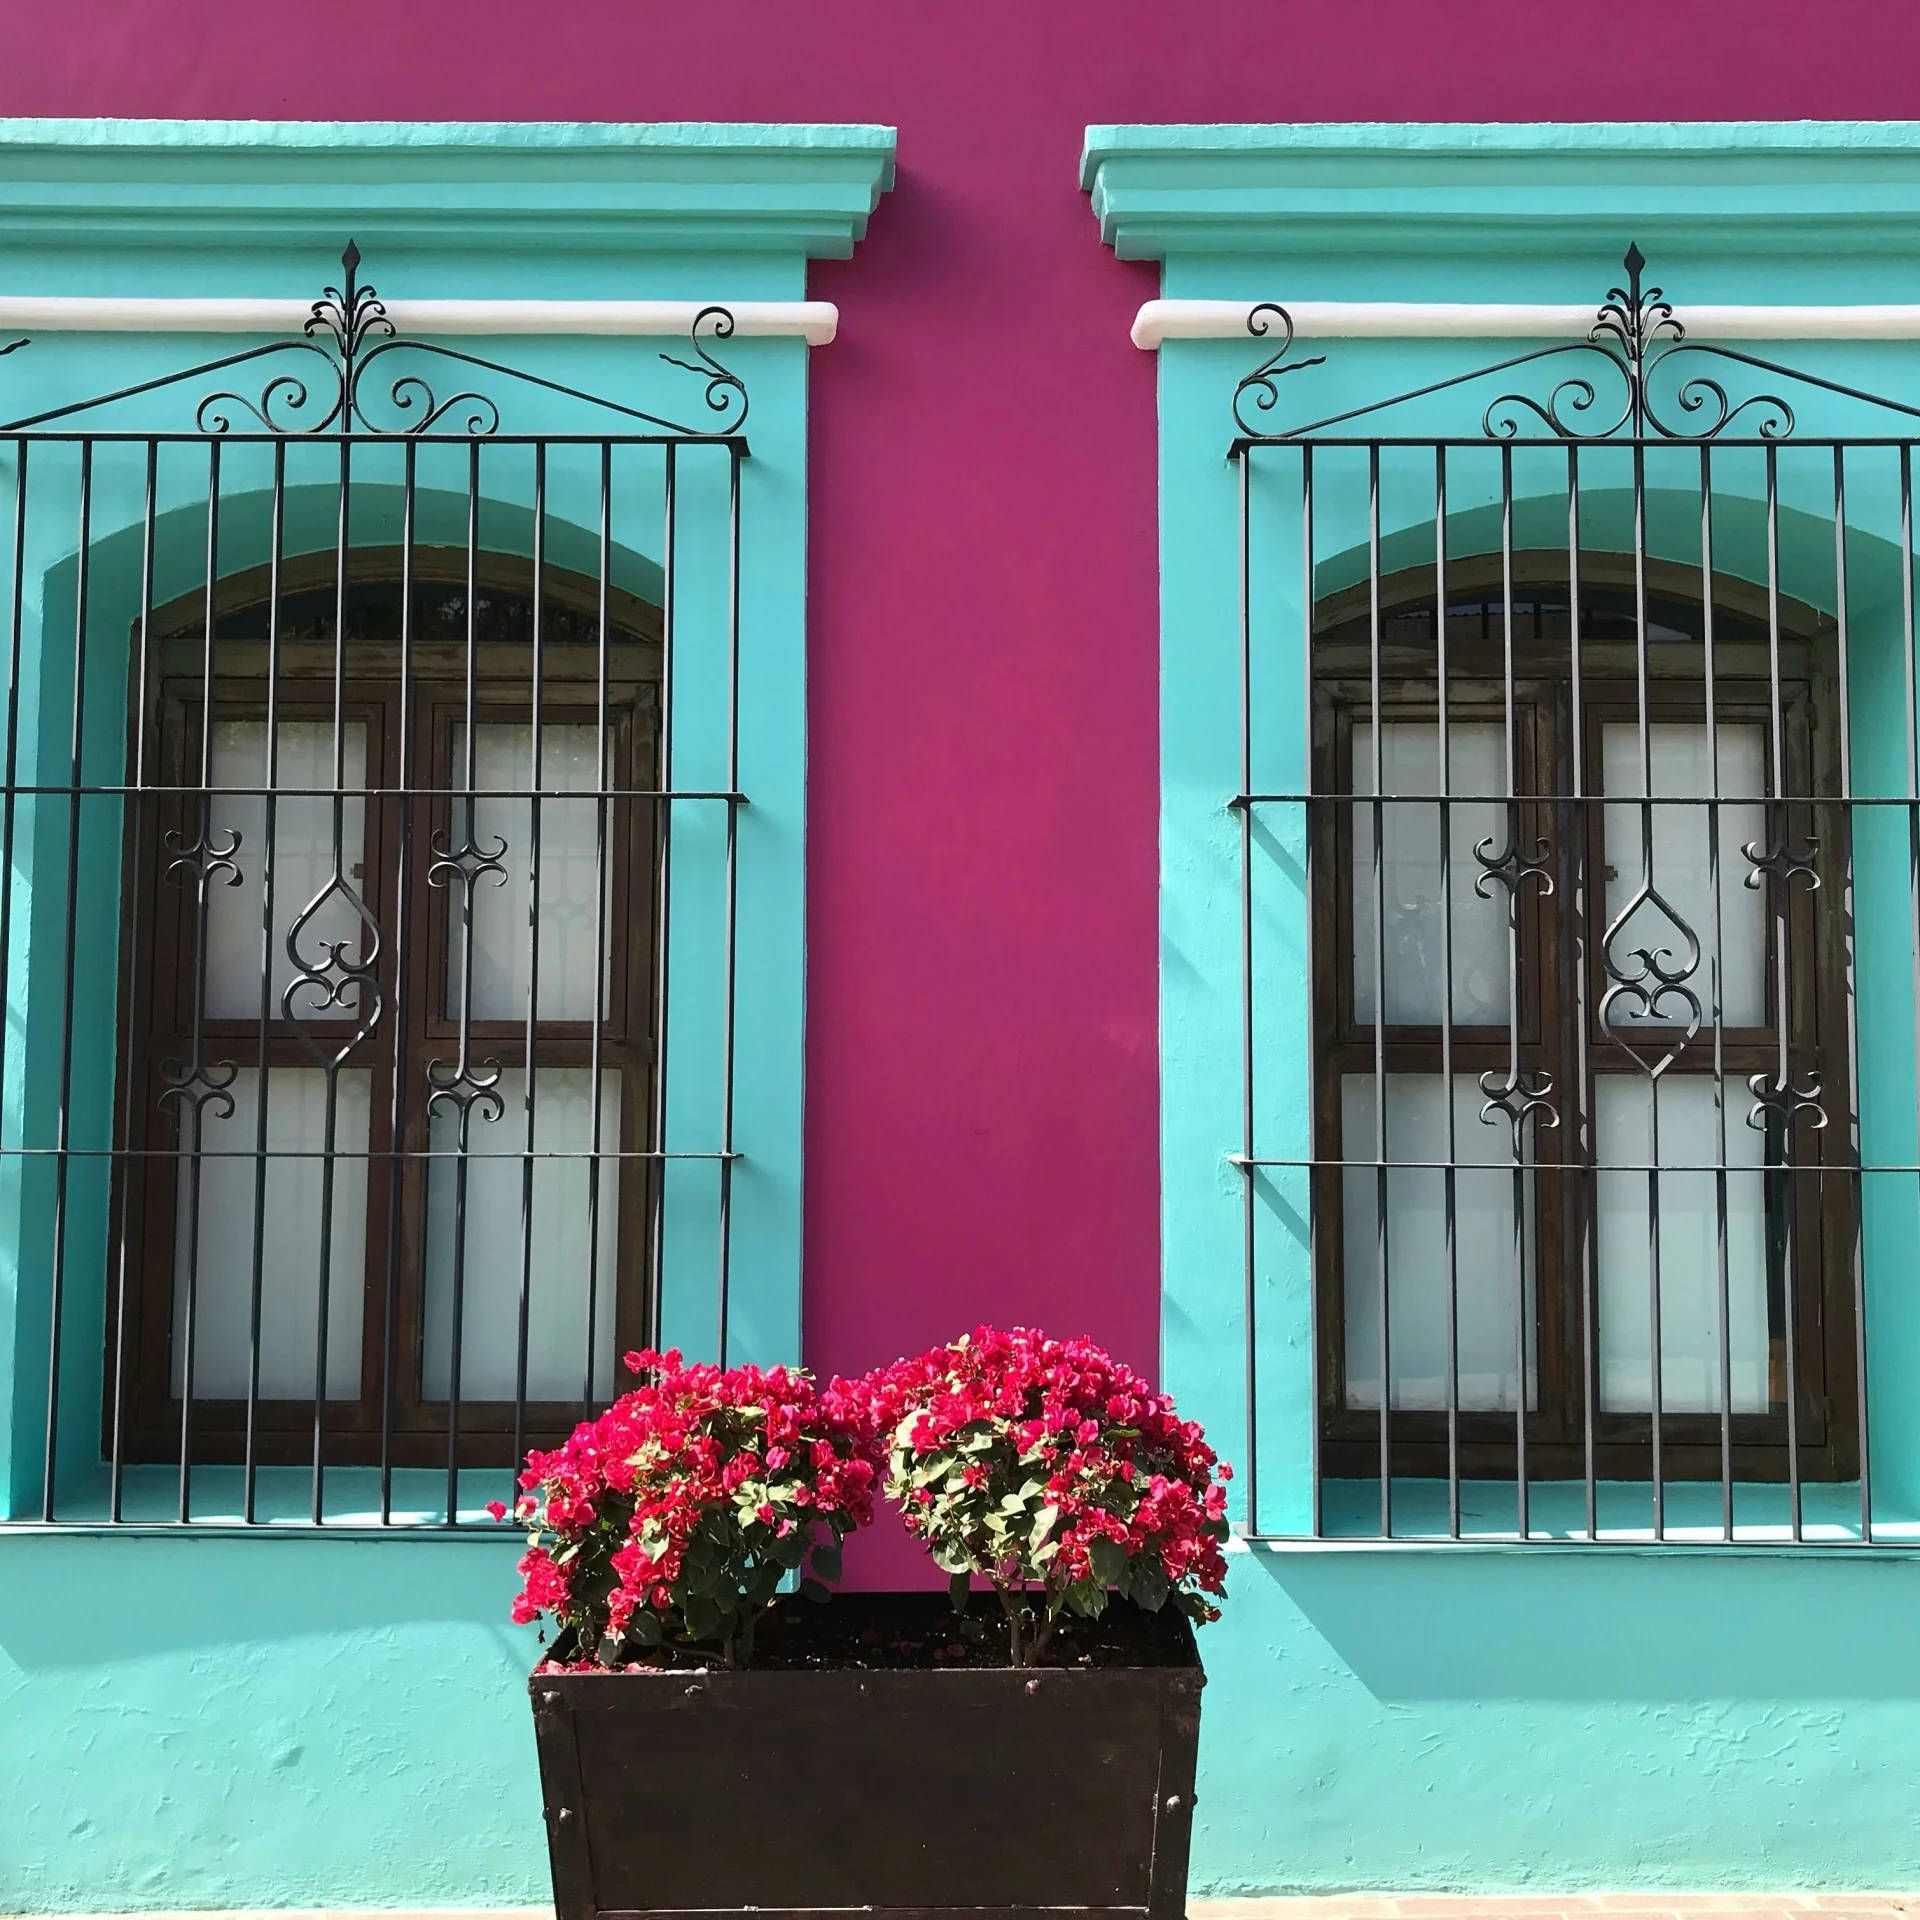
[
  {"x1": 0, "y1": 242, "x2": 749, "y2": 437},
  {"x1": 1232, "y1": 244, "x2": 1920, "y2": 442}
]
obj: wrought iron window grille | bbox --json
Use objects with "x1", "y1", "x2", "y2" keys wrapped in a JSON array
[
  {"x1": 0, "y1": 246, "x2": 755, "y2": 1531},
  {"x1": 1224, "y1": 247, "x2": 1920, "y2": 1547}
]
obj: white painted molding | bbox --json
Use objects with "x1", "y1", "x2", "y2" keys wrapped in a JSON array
[
  {"x1": 0, "y1": 297, "x2": 838, "y2": 344},
  {"x1": 1133, "y1": 297, "x2": 1920, "y2": 349}
]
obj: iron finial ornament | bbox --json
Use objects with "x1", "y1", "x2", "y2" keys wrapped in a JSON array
[
  {"x1": 0, "y1": 241, "x2": 752, "y2": 438},
  {"x1": 1230, "y1": 304, "x2": 1326, "y2": 437},
  {"x1": 1222, "y1": 241, "x2": 1910, "y2": 443}
]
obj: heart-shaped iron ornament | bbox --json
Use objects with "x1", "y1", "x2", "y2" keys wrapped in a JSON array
[
  {"x1": 283, "y1": 869, "x2": 385, "y2": 1069},
  {"x1": 1599, "y1": 878, "x2": 1703, "y2": 1080}
]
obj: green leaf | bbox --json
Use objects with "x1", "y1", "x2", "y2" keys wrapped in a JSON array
[
  {"x1": 810, "y1": 1540, "x2": 843, "y2": 1585},
  {"x1": 1130, "y1": 1557, "x2": 1171, "y2": 1613},
  {"x1": 1030, "y1": 1504, "x2": 1059, "y2": 1551},
  {"x1": 628, "y1": 1610, "x2": 664, "y2": 1648},
  {"x1": 948, "y1": 1571, "x2": 971, "y2": 1614},
  {"x1": 770, "y1": 1528, "x2": 808, "y2": 1571},
  {"x1": 1088, "y1": 1536, "x2": 1129, "y2": 1588},
  {"x1": 682, "y1": 1592, "x2": 723, "y2": 1642},
  {"x1": 798, "y1": 1576, "x2": 831, "y2": 1604}
]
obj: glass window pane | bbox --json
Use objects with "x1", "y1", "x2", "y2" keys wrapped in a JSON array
[
  {"x1": 170, "y1": 1068, "x2": 370, "y2": 1401},
  {"x1": 1601, "y1": 722, "x2": 1765, "y2": 1030},
  {"x1": 447, "y1": 724, "x2": 609, "y2": 1024},
  {"x1": 204, "y1": 721, "x2": 371, "y2": 1023},
  {"x1": 1341, "y1": 1073, "x2": 1536, "y2": 1411},
  {"x1": 421, "y1": 1067, "x2": 621, "y2": 1402},
  {"x1": 1351, "y1": 721, "x2": 1510, "y2": 1026},
  {"x1": 1596, "y1": 1074, "x2": 1771, "y2": 1413}
]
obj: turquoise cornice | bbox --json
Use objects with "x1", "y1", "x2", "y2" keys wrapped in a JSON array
[
  {"x1": 1083, "y1": 121, "x2": 1920, "y2": 274},
  {"x1": 0, "y1": 119, "x2": 897, "y2": 260}
]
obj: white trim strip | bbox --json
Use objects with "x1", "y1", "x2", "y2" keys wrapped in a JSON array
[
  {"x1": 0, "y1": 297, "x2": 838, "y2": 344},
  {"x1": 1134, "y1": 297, "x2": 1920, "y2": 349}
]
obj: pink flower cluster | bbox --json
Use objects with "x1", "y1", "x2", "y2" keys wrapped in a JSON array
[
  {"x1": 870, "y1": 1327, "x2": 1232, "y2": 1650},
  {"x1": 502, "y1": 1328, "x2": 1234, "y2": 1669},
  {"x1": 503, "y1": 1349, "x2": 882, "y2": 1665}
]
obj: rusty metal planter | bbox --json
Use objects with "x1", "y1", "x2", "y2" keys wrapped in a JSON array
[{"x1": 530, "y1": 1597, "x2": 1204, "y2": 1920}]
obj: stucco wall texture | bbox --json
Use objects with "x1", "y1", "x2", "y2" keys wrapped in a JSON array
[
  {"x1": 7, "y1": 0, "x2": 1912, "y2": 1423},
  {"x1": 12, "y1": 3, "x2": 1920, "y2": 1910}
]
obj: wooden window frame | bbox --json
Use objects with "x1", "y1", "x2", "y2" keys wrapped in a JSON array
[
  {"x1": 1310, "y1": 553, "x2": 1859, "y2": 1486},
  {"x1": 110, "y1": 548, "x2": 663, "y2": 1469}
]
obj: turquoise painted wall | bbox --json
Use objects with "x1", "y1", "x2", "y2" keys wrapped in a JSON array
[
  {"x1": 1192, "y1": 1545, "x2": 1920, "y2": 1895},
  {"x1": 0, "y1": 120, "x2": 893, "y2": 1914},
  {"x1": 0, "y1": 1535, "x2": 547, "y2": 1911},
  {"x1": 1127, "y1": 125, "x2": 1920, "y2": 1896}
]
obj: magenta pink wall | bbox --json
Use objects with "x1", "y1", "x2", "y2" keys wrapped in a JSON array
[{"x1": 6, "y1": 0, "x2": 1918, "y2": 1426}]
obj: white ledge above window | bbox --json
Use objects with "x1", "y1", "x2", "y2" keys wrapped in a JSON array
[
  {"x1": 1132, "y1": 298, "x2": 1920, "y2": 349},
  {"x1": 0, "y1": 295, "x2": 840, "y2": 344}
]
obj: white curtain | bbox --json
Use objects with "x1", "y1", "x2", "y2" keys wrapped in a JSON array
[
  {"x1": 1342, "y1": 1073, "x2": 1536, "y2": 1411},
  {"x1": 170, "y1": 1068, "x2": 370, "y2": 1400},
  {"x1": 1351, "y1": 721, "x2": 1510, "y2": 1026},
  {"x1": 1596, "y1": 1074, "x2": 1771, "y2": 1413},
  {"x1": 421, "y1": 1068, "x2": 622, "y2": 1402},
  {"x1": 173, "y1": 719, "x2": 374, "y2": 1402},
  {"x1": 1600, "y1": 721, "x2": 1764, "y2": 1028},
  {"x1": 204, "y1": 721, "x2": 371, "y2": 1023},
  {"x1": 448, "y1": 723, "x2": 609, "y2": 1023}
]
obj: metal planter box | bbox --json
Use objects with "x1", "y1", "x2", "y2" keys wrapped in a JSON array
[{"x1": 530, "y1": 1598, "x2": 1204, "y2": 1920}]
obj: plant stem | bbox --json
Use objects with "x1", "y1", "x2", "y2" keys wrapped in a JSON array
[{"x1": 998, "y1": 1584, "x2": 1028, "y2": 1667}]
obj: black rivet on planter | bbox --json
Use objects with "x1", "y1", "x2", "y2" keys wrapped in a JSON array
[
  {"x1": 556, "y1": 1807, "x2": 574, "y2": 1823},
  {"x1": 1025, "y1": 1678, "x2": 1041, "y2": 1695},
  {"x1": 1165, "y1": 1795, "x2": 1182, "y2": 1810},
  {"x1": 542, "y1": 1691, "x2": 561, "y2": 1706}
]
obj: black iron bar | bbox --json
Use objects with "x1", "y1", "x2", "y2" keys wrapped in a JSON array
[
  {"x1": 1367, "y1": 445, "x2": 1390, "y2": 1538},
  {"x1": 1834, "y1": 446, "x2": 1872, "y2": 1543},
  {"x1": 1237, "y1": 444, "x2": 1258, "y2": 1537},
  {"x1": 0, "y1": 443, "x2": 23, "y2": 1290},
  {"x1": 715, "y1": 446, "x2": 743, "y2": 1369},
  {"x1": 1435, "y1": 447, "x2": 1461, "y2": 1539},
  {"x1": 378, "y1": 440, "x2": 417, "y2": 1526},
  {"x1": 177, "y1": 443, "x2": 229, "y2": 1524},
  {"x1": 1631, "y1": 433, "x2": 1666, "y2": 1541},
  {"x1": 1236, "y1": 1151, "x2": 1903, "y2": 1174},
  {"x1": 647, "y1": 445, "x2": 678, "y2": 1349},
  {"x1": 241, "y1": 441, "x2": 286, "y2": 1525},
  {"x1": 1500, "y1": 445, "x2": 1529, "y2": 1540},
  {"x1": 1701, "y1": 447, "x2": 1735, "y2": 1543},
  {"x1": 1897, "y1": 453, "x2": 1920, "y2": 1542},
  {"x1": 581, "y1": 442, "x2": 612, "y2": 1408},
  {"x1": 308, "y1": 436, "x2": 353, "y2": 1526},
  {"x1": 42, "y1": 440, "x2": 92, "y2": 1522},
  {"x1": 1300, "y1": 445, "x2": 1316, "y2": 1540},
  {"x1": 1569, "y1": 445, "x2": 1598, "y2": 1541},
  {"x1": 442, "y1": 438, "x2": 485, "y2": 1526},
  {"x1": 108, "y1": 440, "x2": 155, "y2": 1523},
  {"x1": 512, "y1": 443, "x2": 548, "y2": 1490},
  {"x1": 1766, "y1": 444, "x2": 1803, "y2": 1542}
]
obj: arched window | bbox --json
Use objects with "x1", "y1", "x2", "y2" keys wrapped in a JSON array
[
  {"x1": 114, "y1": 549, "x2": 661, "y2": 1472},
  {"x1": 1311, "y1": 553, "x2": 1855, "y2": 1485}
]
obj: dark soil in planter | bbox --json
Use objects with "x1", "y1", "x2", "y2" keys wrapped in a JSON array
[{"x1": 541, "y1": 1588, "x2": 1197, "y2": 1672}]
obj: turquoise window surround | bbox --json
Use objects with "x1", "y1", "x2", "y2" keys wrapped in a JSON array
[
  {"x1": 1084, "y1": 119, "x2": 1920, "y2": 1545},
  {"x1": 0, "y1": 119, "x2": 895, "y2": 1527}
]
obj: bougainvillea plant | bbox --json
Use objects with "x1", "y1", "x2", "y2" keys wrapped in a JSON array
[
  {"x1": 874, "y1": 1327, "x2": 1233, "y2": 1667},
  {"x1": 500, "y1": 1349, "x2": 883, "y2": 1670}
]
